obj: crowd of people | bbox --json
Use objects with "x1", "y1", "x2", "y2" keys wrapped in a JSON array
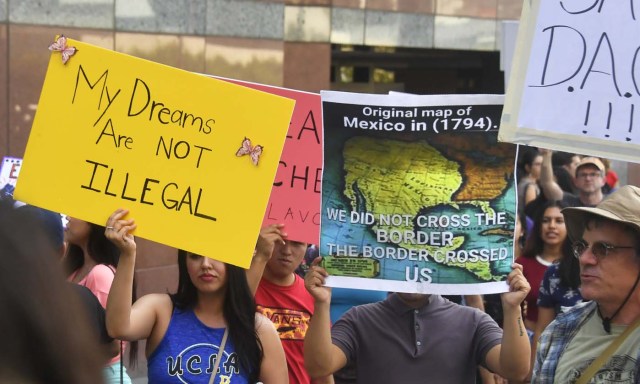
[
  {"x1": 2, "y1": 146, "x2": 640, "y2": 384},
  {"x1": 513, "y1": 149, "x2": 640, "y2": 383}
]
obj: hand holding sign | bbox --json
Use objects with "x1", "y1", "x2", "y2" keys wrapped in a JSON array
[
  {"x1": 104, "y1": 208, "x2": 137, "y2": 253},
  {"x1": 255, "y1": 223, "x2": 287, "y2": 260},
  {"x1": 304, "y1": 257, "x2": 331, "y2": 304}
]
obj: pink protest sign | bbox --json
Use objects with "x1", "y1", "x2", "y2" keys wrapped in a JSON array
[{"x1": 212, "y1": 77, "x2": 322, "y2": 245}]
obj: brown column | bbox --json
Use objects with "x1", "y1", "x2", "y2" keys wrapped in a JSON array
[{"x1": 283, "y1": 42, "x2": 331, "y2": 93}]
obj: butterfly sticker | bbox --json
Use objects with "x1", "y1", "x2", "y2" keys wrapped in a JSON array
[
  {"x1": 236, "y1": 137, "x2": 263, "y2": 166},
  {"x1": 48, "y1": 35, "x2": 77, "y2": 65}
]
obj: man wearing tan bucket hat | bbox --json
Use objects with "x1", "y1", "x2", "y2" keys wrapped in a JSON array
[{"x1": 532, "y1": 185, "x2": 640, "y2": 383}]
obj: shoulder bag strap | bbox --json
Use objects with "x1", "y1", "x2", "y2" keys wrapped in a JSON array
[
  {"x1": 208, "y1": 328, "x2": 230, "y2": 384},
  {"x1": 576, "y1": 317, "x2": 640, "y2": 384}
]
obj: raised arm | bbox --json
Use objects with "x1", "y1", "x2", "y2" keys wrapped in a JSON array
[
  {"x1": 246, "y1": 224, "x2": 286, "y2": 295},
  {"x1": 304, "y1": 258, "x2": 347, "y2": 378},
  {"x1": 485, "y1": 263, "x2": 531, "y2": 381},
  {"x1": 538, "y1": 149, "x2": 564, "y2": 201},
  {"x1": 105, "y1": 209, "x2": 158, "y2": 342},
  {"x1": 524, "y1": 183, "x2": 539, "y2": 207},
  {"x1": 466, "y1": 295, "x2": 507, "y2": 384}
]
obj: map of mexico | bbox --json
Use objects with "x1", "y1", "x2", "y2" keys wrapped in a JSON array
[{"x1": 320, "y1": 93, "x2": 518, "y2": 294}]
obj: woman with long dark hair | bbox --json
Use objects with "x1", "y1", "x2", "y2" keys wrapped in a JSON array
[
  {"x1": 516, "y1": 200, "x2": 571, "y2": 333},
  {"x1": 515, "y1": 200, "x2": 572, "y2": 383},
  {"x1": 532, "y1": 226, "x2": 583, "y2": 368},
  {"x1": 105, "y1": 209, "x2": 288, "y2": 383},
  {"x1": 517, "y1": 148, "x2": 543, "y2": 209},
  {"x1": 536, "y1": 242, "x2": 582, "y2": 322},
  {"x1": 64, "y1": 216, "x2": 136, "y2": 383}
]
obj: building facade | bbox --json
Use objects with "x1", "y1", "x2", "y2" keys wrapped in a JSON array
[{"x1": 1, "y1": 0, "x2": 525, "y2": 159}]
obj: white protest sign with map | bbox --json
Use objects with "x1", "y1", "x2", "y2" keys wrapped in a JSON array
[
  {"x1": 320, "y1": 92, "x2": 518, "y2": 295},
  {"x1": 500, "y1": 0, "x2": 640, "y2": 163}
]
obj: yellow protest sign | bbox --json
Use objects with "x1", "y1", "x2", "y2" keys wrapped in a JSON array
[{"x1": 15, "y1": 36, "x2": 295, "y2": 268}]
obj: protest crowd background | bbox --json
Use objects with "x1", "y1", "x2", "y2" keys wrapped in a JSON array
[{"x1": 2, "y1": 1, "x2": 640, "y2": 384}]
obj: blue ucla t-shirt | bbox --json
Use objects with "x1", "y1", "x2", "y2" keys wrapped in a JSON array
[{"x1": 147, "y1": 307, "x2": 251, "y2": 384}]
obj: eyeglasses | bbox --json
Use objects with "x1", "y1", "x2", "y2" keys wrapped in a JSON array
[
  {"x1": 572, "y1": 240, "x2": 636, "y2": 260},
  {"x1": 576, "y1": 172, "x2": 601, "y2": 179}
]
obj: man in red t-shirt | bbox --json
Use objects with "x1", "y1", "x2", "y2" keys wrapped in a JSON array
[{"x1": 249, "y1": 224, "x2": 333, "y2": 384}]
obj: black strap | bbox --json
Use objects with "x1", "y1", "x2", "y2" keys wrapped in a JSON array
[
  {"x1": 598, "y1": 271, "x2": 640, "y2": 333},
  {"x1": 120, "y1": 340, "x2": 123, "y2": 384}
]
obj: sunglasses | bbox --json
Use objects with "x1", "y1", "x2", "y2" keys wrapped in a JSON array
[{"x1": 572, "y1": 240, "x2": 635, "y2": 260}]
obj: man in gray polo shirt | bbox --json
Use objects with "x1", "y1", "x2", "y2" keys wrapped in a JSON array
[{"x1": 303, "y1": 263, "x2": 531, "y2": 383}]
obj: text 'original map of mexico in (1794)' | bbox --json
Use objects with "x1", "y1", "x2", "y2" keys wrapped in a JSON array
[{"x1": 320, "y1": 92, "x2": 517, "y2": 295}]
